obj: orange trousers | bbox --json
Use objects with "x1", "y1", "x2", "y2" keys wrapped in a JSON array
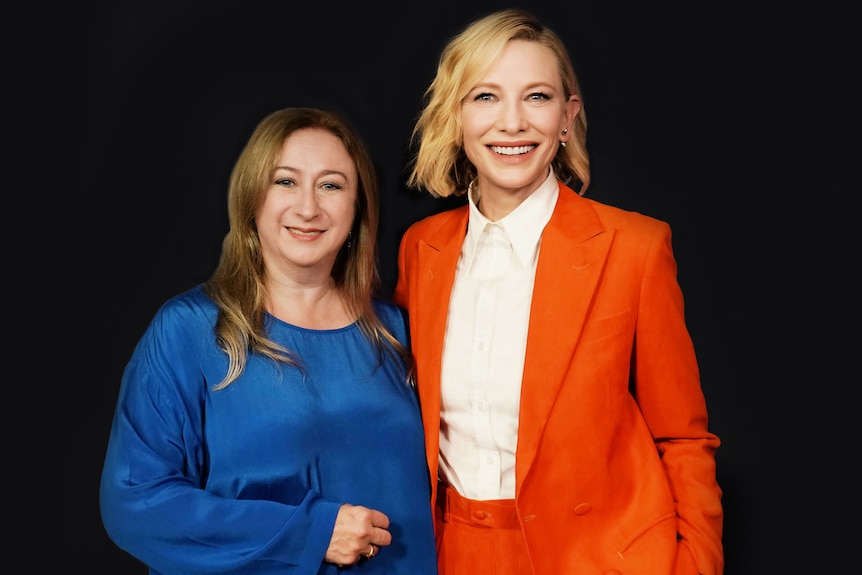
[{"x1": 436, "y1": 484, "x2": 533, "y2": 575}]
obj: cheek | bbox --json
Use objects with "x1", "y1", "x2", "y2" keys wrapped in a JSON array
[
  {"x1": 535, "y1": 108, "x2": 567, "y2": 135},
  {"x1": 321, "y1": 196, "x2": 357, "y2": 226},
  {"x1": 460, "y1": 115, "x2": 484, "y2": 144},
  {"x1": 460, "y1": 122, "x2": 488, "y2": 163},
  {"x1": 258, "y1": 193, "x2": 291, "y2": 220},
  {"x1": 459, "y1": 105, "x2": 493, "y2": 136},
  {"x1": 257, "y1": 190, "x2": 276, "y2": 216},
  {"x1": 344, "y1": 203, "x2": 358, "y2": 227},
  {"x1": 255, "y1": 204, "x2": 288, "y2": 245}
]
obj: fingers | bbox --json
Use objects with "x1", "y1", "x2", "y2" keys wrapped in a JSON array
[
  {"x1": 324, "y1": 504, "x2": 391, "y2": 567},
  {"x1": 367, "y1": 508, "x2": 391, "y2": 531}
]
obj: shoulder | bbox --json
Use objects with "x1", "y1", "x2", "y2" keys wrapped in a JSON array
[
  {"x1": 559, "y1": 187, "x2": 671, "y2": 238},
  {"x1": 398, "y1": 206, "x2": 469, "y2": 257},
  {"x1": 148, "y1": 285, "x2": 217, "y2": 336},
  {"x1": 372, "y1": 298, "x2": 409, "y2": 337},
  {"x1": 590, "y1": 198, "x2": 668, "y2": 232},
  {"x1": 403, "y1": 205, "x2": 468, "y2": 237},
  {"x1": 157, "y1": 284, "x2": 216, "y2": 316},
  {"x1": 125, "y1": 286, "x2": 217, "y2": 387},
  {"x1": 373, "y1": 298, "x2": 408, "y2": 326},
  {"x1": 558, "y1": 193, "x2": 679, "y2": 270}
]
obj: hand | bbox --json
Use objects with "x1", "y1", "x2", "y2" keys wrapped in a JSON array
[{"x1": 325, "y1": 503, "x2": 392, "y2": 567}]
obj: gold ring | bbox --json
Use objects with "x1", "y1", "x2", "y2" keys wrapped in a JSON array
[{"x1": 364, "y1": 544, "x2": 376, "y2": 559}]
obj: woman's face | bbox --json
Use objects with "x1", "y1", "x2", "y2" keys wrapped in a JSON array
[
  {"x1": 460, "y1": 40, "x2": 579, "y2": 201},
  {"x1": 255, "y1": 127, "x2": 357, "y2": 282}
]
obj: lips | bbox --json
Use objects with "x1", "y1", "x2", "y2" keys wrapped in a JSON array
[{"x1": 287, "y1": 228, "x2": 323, "y2": 237}]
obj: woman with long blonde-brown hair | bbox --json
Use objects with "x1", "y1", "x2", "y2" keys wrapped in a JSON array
[{"x1": 101, "y1": 107, "x2": 438, "y2": 574}]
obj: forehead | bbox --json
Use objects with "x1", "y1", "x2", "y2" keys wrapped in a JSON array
[
  {"x1": 277, "y1": 128, "x2": 355, "y2": 175},
  {"x1": 482, "y1": 40, "x2": 560, "y2": 86}
]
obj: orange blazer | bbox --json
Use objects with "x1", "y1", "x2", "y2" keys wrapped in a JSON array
[{"x1": 393, "y1": 182, "x2": 724, "y2": 575}]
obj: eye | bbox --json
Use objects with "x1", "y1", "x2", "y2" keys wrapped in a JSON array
[
  {"x1": 528, "y1": 92, "x2": 551, "y2": 101},
  {"x1": 319, "y1": 182, "x2": 343, "y2": 192},
  {"x1": 474, "y1": 92, "x2": 495, "y2": 102},
  {"x1": 275, "y1": 178, "x2": 296, "y2": 187}
]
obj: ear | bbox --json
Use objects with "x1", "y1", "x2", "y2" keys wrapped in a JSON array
[{"x1": 561, "y1": 95, "x2": 581, "y2": 141}]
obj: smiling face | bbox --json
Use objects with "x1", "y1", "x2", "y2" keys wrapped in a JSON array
[
  {"x1": 460, "y1": 39, "x2": 579, "y2": 205},
  {"x1": 255, "y1": 127, "x2": 357, "y2": 283}
]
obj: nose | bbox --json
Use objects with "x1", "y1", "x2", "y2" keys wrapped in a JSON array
[
  {"x1": 497, "y1": 100, "x2": 527, "y2": 133},
  {"x1": 293, "y1": 186, "x2": 321, "y2": 219}
]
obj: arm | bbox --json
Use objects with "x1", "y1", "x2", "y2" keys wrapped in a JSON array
[
  {"x1": 99, "y1": 301, "x2": 341, "y2": 574},
  {"x1": 633, "y1": 222, "x2": 724, "y2": 574}
]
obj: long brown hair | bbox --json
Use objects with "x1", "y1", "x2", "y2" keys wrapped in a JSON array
[{"x1": 204, "y1": 107, "x2": 412, "y2": 389}]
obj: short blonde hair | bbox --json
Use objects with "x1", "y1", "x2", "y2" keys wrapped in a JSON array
[{"x1": 407, "y1": 8, "x2": 590, "y2": 197}]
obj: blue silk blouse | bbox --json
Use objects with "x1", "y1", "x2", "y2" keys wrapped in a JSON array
[{"x1": 100, "y1": 285, "x2": 437, "y2": 574}]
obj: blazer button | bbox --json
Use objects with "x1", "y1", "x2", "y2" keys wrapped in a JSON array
[
  {"x1": 572, "y1": 503, "x2": 592, "y2": 515},
  {"x1": 473, "y1": 511, "x2": 488, "y2": 520}
]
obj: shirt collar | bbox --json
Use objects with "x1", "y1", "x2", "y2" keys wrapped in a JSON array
[{"x1": 464, "y1": 170, "x2": 559, "y2": 269}]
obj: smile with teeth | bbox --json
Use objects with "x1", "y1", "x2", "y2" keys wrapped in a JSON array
[{"x1": 491, "y1": 145, "x2": 536, "y2": 155}]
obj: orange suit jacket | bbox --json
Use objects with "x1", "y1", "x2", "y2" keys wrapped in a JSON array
[{"x1": 393, "y1": 182, "x2": 724, "y2": 575}]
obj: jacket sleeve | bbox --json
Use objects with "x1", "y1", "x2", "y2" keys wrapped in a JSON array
[{"x1": 633, "y1": 220, "x2": 724, "y2": 574}]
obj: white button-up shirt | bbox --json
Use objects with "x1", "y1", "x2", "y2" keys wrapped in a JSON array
[{"x1": 439, "y1": 171, "x2": 559, "y2": 500}]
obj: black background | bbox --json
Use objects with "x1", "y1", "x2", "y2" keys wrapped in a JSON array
[{"x1": 64, "y1": 1, "x2": 766, "y2": 572}]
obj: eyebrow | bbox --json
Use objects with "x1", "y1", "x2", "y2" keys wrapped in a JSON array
[
  {"x1": 470, "y1": 81, "x2": 557, "y2": 91},
  {"x1": 274, "y1": 166, "x2": 351, "y2": 180}
]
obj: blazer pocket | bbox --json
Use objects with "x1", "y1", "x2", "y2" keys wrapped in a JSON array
[
  {"x1": 616, "y1": 511, "x2": 678, "y2": 561},
  {"x1": 579, "y1": 310, "x2": 631, "y2": 344}
]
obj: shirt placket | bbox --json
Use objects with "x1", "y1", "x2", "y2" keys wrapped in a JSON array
[{"x1": 470, "y1": 223, "x2": 511, "y2": 492}]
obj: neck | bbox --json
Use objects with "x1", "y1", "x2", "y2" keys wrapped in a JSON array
[
  {"x1": 473, "y1": 183, "x2": 529, "y2": 222},
  {"x1": 266, "y1": 279, "x2": 353, "y2": 329}
]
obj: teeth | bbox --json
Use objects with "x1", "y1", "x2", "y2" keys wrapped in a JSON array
[
  {"x1": 491, "y1": 145, "x2": 536, "y2": 155},
  {"x1": 289, "y1": 229, "x2": 321, "y2": 236}
]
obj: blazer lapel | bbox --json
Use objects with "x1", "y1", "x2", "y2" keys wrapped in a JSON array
[
  {"x1": 412, "y1": 208, "x2": 468, "y2": 485},
  {"x1": 516, "y1": 184, "x2": 614, "y2": 490}
]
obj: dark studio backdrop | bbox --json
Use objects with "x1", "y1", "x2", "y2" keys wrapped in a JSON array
[{"x1": 67, "y1": 1, "x2": 766, "y2": 572}]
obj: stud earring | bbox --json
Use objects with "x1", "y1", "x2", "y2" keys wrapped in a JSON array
[
  {"x1": 562, "y1": 128, "x2": 568, "y2": 135},
  {"x1": 346, "y1": 230, "x2": 352, "y2": 249}
]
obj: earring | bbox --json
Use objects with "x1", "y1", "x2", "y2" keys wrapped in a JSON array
[
  {"x1": 562, "y1": 128, "x2": 568, "y2": 135},
  {"x1": 346, "y1": 230, "x2": 352, "y2": 249},
  {"x1": 560, "y1": 128, "x2": 568, "y2": 147}
]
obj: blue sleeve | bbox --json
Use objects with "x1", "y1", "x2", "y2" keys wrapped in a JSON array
[{"x1": 99, "y1": 292, "x2": 341, "y2": 574}]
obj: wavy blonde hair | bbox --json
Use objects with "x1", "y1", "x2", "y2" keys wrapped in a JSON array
[
  {"x1": 204, "y1": 107, "x2": 412, "y2": 389},
  {"x1": 407, "y1": 8, "x2": 590, "y2": 197}
]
